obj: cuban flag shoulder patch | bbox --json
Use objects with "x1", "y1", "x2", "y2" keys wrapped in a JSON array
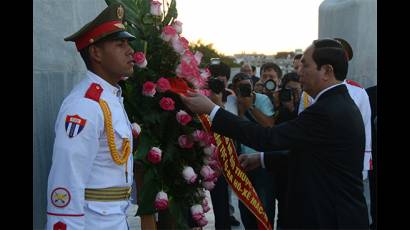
[{"x1": 65, "y1": 115, "x2": 87, "y2": 138}]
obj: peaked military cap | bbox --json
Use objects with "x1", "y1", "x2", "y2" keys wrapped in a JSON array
[
  {"x1": 334, "y1": 38, "x2": 353, "y2": 61},
  {"x1": 64, "y1": 3, "x2": 135, "y2": 51}
]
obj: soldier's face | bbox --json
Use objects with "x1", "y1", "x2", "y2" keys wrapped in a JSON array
[{"x1": 98, "y1": 38, "x2": 135, "y2": 78}]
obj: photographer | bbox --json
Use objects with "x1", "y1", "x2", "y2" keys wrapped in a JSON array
[
  {"x1": 259, "y1": 62, "x2": 283, "y2": 109},
  {"x1": 227, "y1": 72, "x2": 276, "y2": 229},
  {"x1": 231, "y1": 73, "x2": 275, "y2": 127},
  {"x1": 270, "y1": 72, "x2": 302, "y2": 228},
  {"x1": 207, "y1": 62, "x2": 235, "y2": 108},
  {"x1": 276, "y1": 72, "x2": 302, "y2": 123}
]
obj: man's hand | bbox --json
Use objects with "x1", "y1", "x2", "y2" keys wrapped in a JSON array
[
  {"x1": 180, "y1": 91, "x2": 216, "y2": 115},
  {"x1": 237, "y1": 93, "x2": 254, "y2": 117},
  {"x1": 209, "y1": 91, "x2": 224, "y2": 107},
  {"x1": 238, "y1": 153, "x2": 261, "y2": 171}
]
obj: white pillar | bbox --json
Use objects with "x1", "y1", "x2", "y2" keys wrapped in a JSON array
[{"x1": 319, "y1": 0, "x2": 377, "y2": 88}]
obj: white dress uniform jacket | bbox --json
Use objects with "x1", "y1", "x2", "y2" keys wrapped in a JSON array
[
  {"x1": 297, "y1": 80, "x2": 372, "y2": 178},
  {"x1": 46, "y1": 71, "x2": 133, "y2": 230}
]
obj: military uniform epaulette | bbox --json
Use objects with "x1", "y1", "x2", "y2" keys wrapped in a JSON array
[{"x1": 85, "y1": 83, "x2": 103, "y2": 102}]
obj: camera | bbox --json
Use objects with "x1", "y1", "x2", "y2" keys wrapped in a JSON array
[
  {"x1": 238, "y1": 83, "x2": 252, "y2": 97},
  {"x1": 264, "y1": 79, "x2": 277, "y2": 92},
  {"x1": 279, "y1": 88, "x2": 292, "y2": 102},
  {"x1": 208, "y1": 77, "x2": 225, "y2": 94}
]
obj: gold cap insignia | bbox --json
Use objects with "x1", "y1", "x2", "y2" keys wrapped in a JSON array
[{"x1": 117, "y1": 5, "x2": 124, "y2": 20}]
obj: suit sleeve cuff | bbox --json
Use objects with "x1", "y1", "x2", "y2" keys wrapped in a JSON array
[
  {"x1": 260, "y1": 152, "x2": 266, "y2": 169},
  {"x1": 209, "y1": 105, "x2": 221, "y2": 122}
]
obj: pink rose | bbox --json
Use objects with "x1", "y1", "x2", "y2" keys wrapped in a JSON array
[
  {"x1": 192, "y1": 130, "x2": 210, "y2": 146},
  {"x1": 202, "y1": 198, "x2": 210, "y2": 213},
  {"x1": 154, "y1": 191, "x2": 168, "y2": 210},
  {"x1": 183, "y1": 166, "x2": 197, "y2": 184},
  {"x1": 203, "y1": 144, "x2": 216, "y2": 156},
  {"x1": 160, "y1": 25, "x2": 177, "y2": 42},
  {"x1": 178, "y1": 135, "x2": 194, "y2": 149},
  {"x1": 150, "y1": 0, "x2": 162, "y2": 16},
  {"x1": 197, "y1": 217, "x2": 208, "y2": 227},
  {"x1": 176, "y1": 110, "x2": 192, "y2": 126},
  {"x1": 190, "y1": 204, "x2": 204, "y2": 221},
  {"x1": 156, "y1": 77, "x2": 171, "y2": 93},
  {"x1": 192, "y1": 130, "x2": 207, "y2": 142},
  {"x1": 200, "y1": 68, "x2": 211, "y2": 79},
  {"x1": 172, "y1": 20, "x2": 183, "y2": 34},
  {"x1": 147, "y1": 147, "x2": 162, "y2": 164},
  {"x1": 133, "y1": 52, "x2": 147, "y2": 68},
  {"x1": 159, "y1": 97, "x2": 175, "y2": 111},
  {"x1": 171, "y1": 36, "x2": 189, "y2": 55},
  {"x1": 131, "y1": 122, "x2": 142, "y2": 138},
  {"x1": 181, "y1": 50, "x2": 196, "y2": 65},
  {"x1": 194, "y1": 51, "x2": 203, "y2": 65},
  {"x1": 142, "y1": 81, "x2": 156, "y2": 97},
  {"x1": 202, "y1": 180, "x2": 215, "y2": 190},
  {"x1": 200, "y1": 165, "x2": 216, "y2": 181},
  {"x1": 208, "y1": 159, "x2": 220, "y2": 171}
]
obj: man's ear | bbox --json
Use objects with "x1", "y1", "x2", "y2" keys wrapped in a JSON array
[
  {"x1": 323, "y1": 64, "x2": 334, "y2": 75},
  {"x1": 89, "y1": 44, "x2": 103, "y2": 63}
]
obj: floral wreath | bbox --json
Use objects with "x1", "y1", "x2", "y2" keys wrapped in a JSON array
[{"x1": 106, "y1": 0, "x2": 221, "y2": 228}]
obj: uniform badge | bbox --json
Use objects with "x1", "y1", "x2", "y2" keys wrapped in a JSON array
[
  {"x1": 51, "y1": 187, "x2": 71, "y2": 208},
  {"x1": 65, "y1": 115, "x2": 87, "y2": 138},
  {"x1": 53, "y1": 221, "x2": 67, "y2": 230},
  {"x1": 117, "y1": 5, "x2": 124, "y2": 19}
]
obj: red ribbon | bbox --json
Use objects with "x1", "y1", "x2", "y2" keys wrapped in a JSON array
[{"x1": 167, "y1": 78, "x2": 195, "y2": 96}]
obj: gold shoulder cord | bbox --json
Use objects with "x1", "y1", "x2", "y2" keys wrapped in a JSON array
[{"x1": 99, "y1": 99, "x2": 131, "y2": 182}]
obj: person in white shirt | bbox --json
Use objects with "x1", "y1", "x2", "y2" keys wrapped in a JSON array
[{"x1": 46, "y1": 4, "x2": 136, "y2": 229}]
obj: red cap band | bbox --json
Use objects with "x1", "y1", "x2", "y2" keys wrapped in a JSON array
[{"x1": 75, "y1": 20, "x2": 123, "y2": 50}]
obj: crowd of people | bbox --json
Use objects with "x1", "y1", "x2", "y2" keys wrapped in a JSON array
[{"x1": 46, "y1": 3, "x2": 377, "y2": 230}]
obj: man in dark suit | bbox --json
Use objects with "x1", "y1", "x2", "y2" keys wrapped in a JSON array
[{"x1": 181, "y1": 38, "x2": 369, "y2": 229}]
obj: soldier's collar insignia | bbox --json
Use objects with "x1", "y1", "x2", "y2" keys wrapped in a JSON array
[
  {"x1": 65, "y1": 115, "x2": 87, "y2": 138},
  {"x1": 117, "y1": 5, "x2": 124, "y2": 20},
  {"x1": 51, "y1": 187, "x2": 71, "y2": 208}
]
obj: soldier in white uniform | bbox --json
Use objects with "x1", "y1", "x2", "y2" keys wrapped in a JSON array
[{"x1": 46, "y1": 3, "x2": 136, "y2": 230}]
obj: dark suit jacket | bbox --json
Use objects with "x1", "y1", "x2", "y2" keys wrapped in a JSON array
[{"x1": 212, "y1": 84, "x2": 369, "y2": 229}]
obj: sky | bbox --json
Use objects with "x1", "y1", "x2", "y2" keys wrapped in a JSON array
[{"x1": 175, "y1": 0, "x2": 324, "y2": 56}]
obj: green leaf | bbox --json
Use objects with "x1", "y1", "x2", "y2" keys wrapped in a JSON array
[
  {"x1": 142, "y1": 13, "x2": 155, "y2": 24},
  {"x1": 136, "y1": 168, "x2": 159, "y2": 215},
  {"x1": 163, "y1": 0, "x2": 178, "y2": 25},
  {"x1": 168, "y1": 198, "x2": 190, "y2": 229},
  {"x1": 135, "y1": 133, "x2": 154, "y2": 161}
]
